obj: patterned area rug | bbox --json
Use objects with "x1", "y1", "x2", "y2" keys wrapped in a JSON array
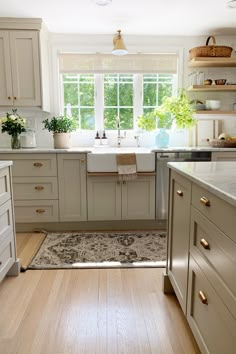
[{"x1": 28, "y1": 231, "x2": 167, "y2": 269}]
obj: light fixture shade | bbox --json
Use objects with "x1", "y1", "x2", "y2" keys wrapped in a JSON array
[{"x1": 112, "y1": 30, "x2": 128, "y2": 56}]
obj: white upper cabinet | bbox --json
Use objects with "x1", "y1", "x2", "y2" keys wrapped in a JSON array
[{"x1": 0, "y1": 18, "x2": 50, "y2": 111}]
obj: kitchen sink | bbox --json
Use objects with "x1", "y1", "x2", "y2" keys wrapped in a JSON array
[{"x1": 87, "y1": 147, "x2": 155, "y2": 172}]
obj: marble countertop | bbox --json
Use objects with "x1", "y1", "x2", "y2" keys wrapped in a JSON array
[
  {"x1": 168, "y1": 161, "x2": 236, "y2": 207},
  {"x1": 0, "y1": 146, "x2": 236, "y2": 153},
  {"x1": 0, "y1": 160, "x2": 13, "y2": 169}
]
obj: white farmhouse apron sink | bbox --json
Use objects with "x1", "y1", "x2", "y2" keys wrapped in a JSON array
[{"x1": 87, "y1": 147, "x2": 155, "y2": 172}]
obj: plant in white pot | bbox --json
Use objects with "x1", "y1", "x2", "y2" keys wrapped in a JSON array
[{"x1": 42, "y1": 116, "x2": 77, "y2": 149}]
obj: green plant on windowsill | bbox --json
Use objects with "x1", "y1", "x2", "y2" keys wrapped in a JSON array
[
  {"x1": 137, "y1": 89, "x2": 196, "y2": 131},
  {"x1": 42, "y1": 115, "x2": 77, "y2": 133},
  {"x1": 159, "y1": 89, "x2": 196, "y2": 129}
]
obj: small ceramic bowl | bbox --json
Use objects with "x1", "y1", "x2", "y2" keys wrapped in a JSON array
[
  {"x1": 205, "y1": 100, "x2": 221, "y2": 110},
  {"x1": 214, "y1": 79, "x2": 227, "y2": 85}
]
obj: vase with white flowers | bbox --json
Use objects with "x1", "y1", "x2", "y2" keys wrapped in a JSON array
[{"x1": 0, "y1": 109, "x2": 26, "y2": 149}]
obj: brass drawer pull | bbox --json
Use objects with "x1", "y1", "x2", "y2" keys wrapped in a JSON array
[
  {"x1": 36, "y1": 208, "x2": 45, "y2": 213},
  {"x1": 200, "y1": 238, "x2": 210, "y2": 250},
  {"x1": 33, "y1": 162, "x2": 43, "y2": 167},
  {"x1": 200, "y1": 196, "x2": 210, "y2": 207},
  {"x1": 198, "y1": 290, "x2": 208, "y2": 305},
  {"x1": 176, "y1": 190, "x2": 183, "y2": 196},
  {"x1": 35, "y1": 186, "x2": 44, "y2": 190}
]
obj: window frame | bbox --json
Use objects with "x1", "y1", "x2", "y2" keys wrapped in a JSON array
[{"x1": 60, "y1": 72, "x2": 178, "y2": 132}]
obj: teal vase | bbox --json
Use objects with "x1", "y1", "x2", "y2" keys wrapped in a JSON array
[{"x1": 155, "y1": 128, "x2": 169, "y2": 148}]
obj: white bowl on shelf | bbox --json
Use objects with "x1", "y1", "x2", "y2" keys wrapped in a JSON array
[{"x1": 205, "y1": 100, "x2": 221, "y2": 110}]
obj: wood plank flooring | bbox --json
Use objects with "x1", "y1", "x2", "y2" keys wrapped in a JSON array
[{"x1": 0, "y1": 233, "x2": 200, "y2": 354}]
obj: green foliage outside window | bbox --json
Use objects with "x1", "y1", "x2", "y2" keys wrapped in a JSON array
[{"x1": 62, "y1": 73, "x2": 176, "y2": 131}]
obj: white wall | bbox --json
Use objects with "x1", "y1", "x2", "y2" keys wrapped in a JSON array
[{"x1": 1, "y1": 33, "x2": 236, "y2": 148}]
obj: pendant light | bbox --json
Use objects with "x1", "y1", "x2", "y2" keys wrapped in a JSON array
[{"x1": 112, "y1": 30, "x2": 128, "y2": 56}]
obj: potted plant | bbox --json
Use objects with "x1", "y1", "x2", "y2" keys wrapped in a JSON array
[
  {"x1": 42, "y1": 115, "x2": 77, "y2": 149},
  {"x1": 0, "y1": 109, "x2": 26, "y2": 149},
  {"x1": 137, "y1": 89, "x2": 196, "y2": 147}
]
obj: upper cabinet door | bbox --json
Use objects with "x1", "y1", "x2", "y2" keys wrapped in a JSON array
[
  {"x1": 0, "y1": 31, "x2": 14, "y2": 106},
  {"x1": 9, "y1": 31, "x2": 41, "y2": 106}
]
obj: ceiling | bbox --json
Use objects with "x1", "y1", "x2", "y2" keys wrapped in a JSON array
[{"x1": 1, "y1": 0, "x2": 236, "y2": 36}]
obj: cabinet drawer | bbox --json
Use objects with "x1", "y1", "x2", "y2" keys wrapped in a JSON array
[
  {"x1": 192, "y1": 183, "x2": 236, "y2": 243},
  {"x1": 14, "y1": 200, "x2": 59, "y2": 222},
  {"x1": 190, "y1": 207, "x2": 236, "y2": 319},
  {"x1": 187, "y1": 257, "x2": 236, "y2": 354},
  {"x1": 0, "y1": 233, "x2": 15, "y2": 282},
  {"x1": 0, "y1": 200, "x2": 13, "y2": 243},
  {"x1": 13, "y1": 177, "x2": 58, "y2": 200},
  {"x1": 0, "y1": 167, "x2": 11, "y2": 205},
  {"x1": 0, "y1": 154, "x2": 57, "y2": 177}
]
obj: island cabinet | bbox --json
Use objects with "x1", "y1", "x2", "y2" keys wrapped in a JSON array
[
  {"x1": 167, "y1": 169, "x2": 191, "y2": 314},
  {"x1": 87, "y1": 174, "x2": 155, "y2": 221},
  {"x1": 0, "y1": 163, "x2": 19, "y2": 281},
  {"x1": 165, "y1": 167, "x2": 236, "y2": 354},
  {"x1": 57, "y1": 154, "x2": 87, "y2": 222}
]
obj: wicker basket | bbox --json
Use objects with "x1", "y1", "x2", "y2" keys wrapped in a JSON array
[
  {"x1": 189, "y1": 36, "x2": 233, "y2": 59},
  {"x1": 207, "y1": 139, "x2": 236, "y2": 148}
]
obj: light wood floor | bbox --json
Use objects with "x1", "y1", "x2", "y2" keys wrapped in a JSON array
[{"x1": 0, "y1": 233, "x2": 200, "y2": 354}]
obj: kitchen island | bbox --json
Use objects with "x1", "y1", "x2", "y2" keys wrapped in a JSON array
[
  {"x1": 165, "y1": 161, "x2": 236, "y2": 354},
  {"x1": 0, "y1": 161, "x2": 19, "y2": 282}
]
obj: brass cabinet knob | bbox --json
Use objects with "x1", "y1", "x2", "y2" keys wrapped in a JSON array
[
  {"x1": 80, "y1": 158, "x2": 85, "y2": 163},
  {"x1": 198, "y1": 290, "x2": 208, "y2": 305},
  {"x1": 35, "y1": 186, "x2": 44, "y2": 190},
  {"x1": 33, "y1": 162, "x2": 43, "y2": 167},
  {"x1": 0, "y1": 261, "x2": 2, "y2": 266},
  {"x1": 200, "y1": 196, "x2": 210, "y2": 207},
  {"x1": 14, "y1": 96, "x2": 17, "y2": 100},
  {"x1": 36, "y1": 209, "x2": 45, "y2": 213},
  {"x1": 122, "y1": 181, "x2": 126, "y2": 185},
  {"x1": 8, "y1": 96, "x2": 11, "y2": 100},
  {"x1": 200, "y1": 238, "x2": 210, "y2": 250},
  {"x1": 176, "y1": 190, "x2": 183, "y2": 196}
]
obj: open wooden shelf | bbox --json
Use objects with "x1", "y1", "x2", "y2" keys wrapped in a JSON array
[
  {"x1": 189, "y1": 57, "x2": 236, "y2": 67},
  {"x1": 194, "y1": 110, "x2": 236, "y2": 115},
  {"x1": 187, "y1": 85, "x2": 236, "y2": 92}
]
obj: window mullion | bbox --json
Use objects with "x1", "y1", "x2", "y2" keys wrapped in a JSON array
[
  {"x1": 133, "y1": 74, "x2": 143, "y2": 130},
  {"x1": 95, "y1": 74, "x2": 104, "y2": 131}
]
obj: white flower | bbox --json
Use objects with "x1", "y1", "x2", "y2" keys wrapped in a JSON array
[{"x1": 9, "y1": 114, "x2": 16, "y2": 120}]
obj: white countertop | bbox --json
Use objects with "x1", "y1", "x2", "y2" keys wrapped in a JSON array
[
  {"x1": 168, "y1": 161, "x2": 236, "y2": 207},
  {"x1": 0, "y1": 160, "x2": 13, "y2": 169},
  {"x1": 0, "y1": 146, "x2": 236, "y2": 153}
]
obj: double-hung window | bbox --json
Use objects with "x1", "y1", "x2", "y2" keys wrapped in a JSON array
[{"x1": 59, "y1": 53, "x2": 178, "y2": 131}]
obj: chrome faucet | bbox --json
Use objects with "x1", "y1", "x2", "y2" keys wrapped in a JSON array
[{"x1": 117, "y1": 117, "x2": 126, "y2": 146}]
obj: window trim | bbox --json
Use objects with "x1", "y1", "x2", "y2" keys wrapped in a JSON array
[{"x1": 61, "y1": 72, "x2": 178, "y2": 131}]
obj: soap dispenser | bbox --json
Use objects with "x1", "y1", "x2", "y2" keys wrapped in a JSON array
[
  {"x1": 101, "y1": 130, "x2": 108, "y2": 145},
  {"x1": 94, "y1": 131, "x2": 101, "y2": 146}
]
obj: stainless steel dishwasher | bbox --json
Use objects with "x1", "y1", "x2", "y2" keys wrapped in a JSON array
[{"x1": 155, "y1": 151, "x2": 212, "y2": 221}]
